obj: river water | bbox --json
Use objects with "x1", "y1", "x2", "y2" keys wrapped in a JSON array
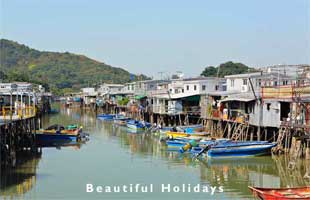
[{"x1": 1, "y1": 106, "x2": 309, "y2": 200}]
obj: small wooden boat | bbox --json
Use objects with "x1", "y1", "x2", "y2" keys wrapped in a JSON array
[
  {"x1": 166, "y1": 131, "x2": 209, "y2": 138},
  {"x1": 207, "y1": 142, "x2": 276, "y2": 158},
  {"x1": 35, "y1": 124, "x2": 88, "y2": 147},
  {"x1": 156, "y1": 124, "x2": 204, "y2": 134},
  {"x1": 249, "y1": 186, "x2": 310, "y2": 200},
  {"x1": 37, "y1": 124, "x2": 81, "y2": 135}
]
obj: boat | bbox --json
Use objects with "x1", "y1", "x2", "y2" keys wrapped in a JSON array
[
  {"x1": 166, "y1": 138, "x2": 229, "y2": 148},
  {"x1": 97, "y1": 114, "x2": 125, "y2": 121},
  {"x1": 155, "y1": 124, "x2": 204, "y2": 134},
  {"x1": 114, "y1": 117, "x2": 131, "y2": 126},
  {"x1": 97, "y1": 114, "x2": 115, "y2": 120},
  {"x1": 37, "y1": 124, "x2": 81, "y2": 135},
  {"x1": 166, "y1": 131, "x2": 209, "y2": 138},
  {"x1": 126, "y1": 120, "x2": 151, "y2": 131},
  {"x1": 206, "y1": 141, "x2": 276, "y2": 158},
  {"x1": 248, "y1": 186, "x2": 310, "y2": 200},
  {"x1": 35, "y1": 124, "x2": 89, "y2": 147}
]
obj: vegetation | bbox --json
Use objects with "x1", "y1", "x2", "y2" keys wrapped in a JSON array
[
  {"x1": 200, "y1": 61, "x2": 257, "y2": 78},
  {"x1": 118, "y1": 97, "x2": 130, "y2": 106},
  {"x1": 0, "y1": 39, "x2": 147, "y2": 95}
]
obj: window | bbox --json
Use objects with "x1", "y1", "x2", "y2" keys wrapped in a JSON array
[
  {"x1": 274, "y1": 81, "x2": 277, "y2": 86},
  {"x1": 231, "y1": 80, "x2": 235, "y2": 87},
  {"x1": 202, "y1": 85, "x2": 206, "y2": 91},
  {"x1": 186, "y1": 85, "x2": 189, "y2": 90},
  {"x1": 194, "y1": 85, "x2": 197, "y2": 90},
  {"x1": 175, "y1": 89, "x2": 178, "y2": 94},
  {"x1": 182, "y1": 89, "x2": 184, "y2": 93},
  {"x1": 243, "y1": 79, "x2": 247, "y2": 85},
  {"x1": 267, "y1": 103, "x2": 271, "y2": 111}
]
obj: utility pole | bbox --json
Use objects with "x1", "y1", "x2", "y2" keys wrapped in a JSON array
[{"x1": 158, "y1": 71, "x2": 164, "y2": 80}]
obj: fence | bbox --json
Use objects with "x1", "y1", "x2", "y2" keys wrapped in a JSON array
[{"x1": 1, "y1": 106, "x2": 36, "y2": 122}]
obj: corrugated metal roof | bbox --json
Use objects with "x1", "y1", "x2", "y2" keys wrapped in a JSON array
[
  {"x1": 219, "y1": 93, "x2": 256, "y2": 102},
  {"x1": 220, "y1": 97, "x2": 256, "y2": 102}
]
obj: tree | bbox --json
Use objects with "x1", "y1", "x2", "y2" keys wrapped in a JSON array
[
  {"x1": 200, "y1": 61, "x2": 256, "y2": 77},
  {"x1": 0, "y1": 71, "x2": 7, "y2": 80},
  {"x1": 200, "y1": 66, "x2": 217, "y2": 77}
]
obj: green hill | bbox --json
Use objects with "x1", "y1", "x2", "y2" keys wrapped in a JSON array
[{"x1": 0, "y1": 39, "x2": 146, "y2": 94}]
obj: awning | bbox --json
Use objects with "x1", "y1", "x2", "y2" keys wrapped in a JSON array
[
  {"x1": 220, "y1": 97, "x2": 256, "y2": 103},
  {"x1": 134, "y1": 95, "x2": 147, "y2": 100}
]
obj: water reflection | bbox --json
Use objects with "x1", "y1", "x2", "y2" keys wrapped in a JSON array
[{"x1": 1, "y1": 152, "x2": 41, "y2": 198}]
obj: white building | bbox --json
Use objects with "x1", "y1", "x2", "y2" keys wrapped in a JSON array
[
  {"x1": 225, "y1": 72, "x2": 292, "y2": 94},
  {"x1": 150, "y1": 77, "x2": 225, "y2": 115},
  {"x1": 81, "y1": 87, "x2": 97, "y2": 95},
  {"x1": 98, "y1": 84, "x2": 124, "y2": 95}
]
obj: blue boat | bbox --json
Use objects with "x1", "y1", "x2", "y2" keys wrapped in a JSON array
[
  {"x1": 206, "y1": 141, "x2": 276, "y2": 158},
  {"x1": 35, "y1": 125, "x2": 89, "y2": 147},
  {"x1": 36, "y1": 133, "x2": 79, "y2": 146},
  {"x1": 126, "y1": 120, "x2": 151, "y2": 131},
  {"x1": 97, "y1": 114, "x2": 115, "y2": 120},
  {"x1": 97, "y1": 114, "x2": 125, "y2": 121},
  {"x1": 73, "y1": 97, "x2": 81, "y2": 102},
  {"x1": 167, "y1": 138, "x2": 229, "y2": 148},
  {"x1": 158, "y1": 124, "x2": 204, "y2": 134}
]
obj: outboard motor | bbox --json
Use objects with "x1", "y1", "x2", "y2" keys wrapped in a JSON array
[{"x1": 179, "y1": 139, "x2": 198, "y2": 153}]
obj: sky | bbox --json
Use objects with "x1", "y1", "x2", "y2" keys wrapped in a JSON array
[{"x1": 1, "y1": 0, "x2": 309, "y2": 78}]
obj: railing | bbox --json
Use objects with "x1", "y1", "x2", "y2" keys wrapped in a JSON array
[
  {"x1": 152, "y1": 105, "x2": 201, "y2": 115},
  {"x1": 1, "y1": 106, "x2": 36, "y2": 122},
  {"x1": 207, "y1": 108, "x2": 249, "y2": 123},
  {"x1": 224, "y1": 109, "x2": 249, "y2": 123},
  {"x1": 262, "y1": 84, "x2": 310, "y2": 100}
]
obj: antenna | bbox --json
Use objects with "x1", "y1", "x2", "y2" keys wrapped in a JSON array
[{"x1": 158, "y1": 71, "x2": 164, "y2": 80}]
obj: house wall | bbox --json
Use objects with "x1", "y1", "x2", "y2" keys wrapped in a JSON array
[
  {"x1": 248, "y1": 101, "x2": 281, "y2": 127},
  {"x1": 151, "y1": 98, "x2": 167, "y2": 114},
  {"x1": 82, "y1": 88, "x2": 95, "y2": 94},
  {"x1": 121, "y1": 83, "x2": 135, "y2": 94},
  {"x1": 261, "y1": 101, "x2": 281, "y2": 127},
  {"x1": 183, "y1": 79, "x2": 218, "y2": 95},
  {"x1": 226, "y1": 78, "x2": 251, "y2": 92}
]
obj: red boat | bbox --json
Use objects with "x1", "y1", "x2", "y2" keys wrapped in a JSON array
[{"x1": 249, "y1": 186, "x2": 310, "y2": 200}]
